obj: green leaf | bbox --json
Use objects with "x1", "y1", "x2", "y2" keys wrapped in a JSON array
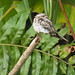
[
  {"x1": 32, "y1": 0, "x2": 44, "y2": 13},
  {"x1": 40, "y1": 53, "x2": 50, "y2": 75},
  {"x1": 0, "y1": 13, "x2": 20, "y2": 43},
  {"x1": 58, "y1": 27, "x2": 69, "y2": 36},
  {"x1": 22, "y1": 0, "x2": 32, "y2": 23},
  {"x1": 0, "y1": 7, "x2": 4, "y2": 21},
  {"x1": 10, "y1": 10, "x2": 30, "y2": 44},
  {"x1": 52, "y1": 0, "x2": 58, "y2": 24},
  {"x1": 60, "y1": 61, "x2": 67, "y2": 74},
  {"x1": 12, "y1": 47, "x2": 20, "y2": 62},
  {"x1": 49, "y1": 57, "x2": 58, "y2": 75},
  {"x1": 32, "y1": 51, "x2": 41, "y2": 75},
  {"x1": 0, "y1": 9, "x2": 30, "y2": 43},
  {"x1": 14, "y1": 1, "x2": 26, "y2": 13},
  {"x1": 43, "y1": 0, "x2": 47, "y2": 14},
  {"x1": 9, "y1": 47, "x2": 20, "y2": 70},
  {"x1": 28, "y1": 0, "x2": 44, "y2": 13},
  {"x1": 23, "y1": 0, "x2": 29, "y2": 10},
  {"x1": 59, "y1": 46, "x2": 69, "y2": 58},
  {"x1": 69, "y1": 55, "x2": 75, "y2": 65},
  {"x1": 61, "y1": 0, "x2": 75, "y2": 5},
  {"x1": 0, "y1": 46, "x2": 9, "y2": 75},
  {"x1": 51, "y1": 45, "x2": 60, "y2": 55},
  {"x1": 67, "y1": 66, "x2": 75, "y2": 75},
  {"x1": 20, "y1": 56, "x2": 31, "y2": 75},
  {"x1": 0, "y1": 0, "x2": 13, "y2": 12},
  {"x1": 21, "y1": 26, "x2": 36, "y2": 46},
  {"x1": 41, "y1": 36, "x2": 58, "y2": 51},
  {"x1": 54, "y1": 23, "x2": 65, "y2": 30}
]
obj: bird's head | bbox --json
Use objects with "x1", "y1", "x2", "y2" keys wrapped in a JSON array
[{"x1": 35, "y1": 13, "x2": 48, "y2": 18}]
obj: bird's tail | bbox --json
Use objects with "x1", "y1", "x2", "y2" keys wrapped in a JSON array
[
  {"x1": 56, "y1": 33, "x2": 68, "y2": 42},
  {"x1": 52, "y1": 31, "x2": 68, "y2": 42}
]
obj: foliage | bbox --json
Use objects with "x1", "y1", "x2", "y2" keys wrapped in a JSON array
[{"x1": 0, "y1": 0, "x2": 75, "y2": 75}]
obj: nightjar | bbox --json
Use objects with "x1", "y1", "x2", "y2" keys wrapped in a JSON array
[{"x1": 33, "y1": 13, "x2": 67, "y2": 41}]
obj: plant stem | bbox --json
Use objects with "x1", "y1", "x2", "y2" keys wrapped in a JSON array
[{"x1": 58, "y1": 0, "x2": 75, "y2": 40}]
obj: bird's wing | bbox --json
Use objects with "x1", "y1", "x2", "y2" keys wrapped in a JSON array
[
  {"x1": 38, "y1": 17, "x2": 57, "y2": 34},
  {"x1": 38, "y1": 17, "x2": 61, "y2": 37},
  {"x1": 38, "y1": 17, "x2": 51, "y2": 31}
]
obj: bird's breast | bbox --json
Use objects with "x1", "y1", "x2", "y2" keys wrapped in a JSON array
[{"x1": 33, "y1": 22, "x2": 49, "y2": 33}]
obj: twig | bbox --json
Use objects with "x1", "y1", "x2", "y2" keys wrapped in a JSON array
[
  {"x1": 0, "y1": 43, "x2": 75, "y2": 68},
  {"x1": 58, "y1": 0, "x2": 75, "y2": 40},
  {"x1": 0, "y1": 43, "x2": 27, "y2": 48},
  {"x1": 8, "y1": 34, "x2": 41, "y2": 75},
  {"x1": 35, "y1": 49, "x2": 75, "y2": 68}
]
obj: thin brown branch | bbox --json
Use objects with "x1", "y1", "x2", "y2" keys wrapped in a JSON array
[
  {"x1": 0, "y1": 43, "x2": 27, "y2": 48},
  {"x1": 8, "y1": 34, "x2": 41, "y2": 75},
  {"x1": 58, "y1": 0, "x2": 75, "y2": 40}
]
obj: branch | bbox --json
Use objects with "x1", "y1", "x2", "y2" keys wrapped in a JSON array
[
  {"x1": 8, "y1": 34, "x2": 41, "y2": 75},
  {"x1": 58, "y1": 0, "x2": 75, "y2": 40}
]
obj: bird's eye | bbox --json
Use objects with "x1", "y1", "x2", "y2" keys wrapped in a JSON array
[{"x1": 38, "y1": 18, "x2": 44, "y2": 21}]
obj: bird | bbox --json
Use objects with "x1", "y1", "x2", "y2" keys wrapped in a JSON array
[{"x1": 33, "y1": 13, "x2": 68, "y2": 41}]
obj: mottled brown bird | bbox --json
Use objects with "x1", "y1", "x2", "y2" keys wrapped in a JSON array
[{"x1": 33, "y1": 13, "x2": 67, "y2": 41}]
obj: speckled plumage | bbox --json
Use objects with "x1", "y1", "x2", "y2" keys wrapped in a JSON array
[{"x1": 33, "y1": 13, "x2": 68, "y2": 41}]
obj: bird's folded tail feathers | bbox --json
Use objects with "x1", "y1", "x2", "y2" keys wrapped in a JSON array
[{"x1": 57, "y1": 33, "x2": 68, "y2": 42}]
